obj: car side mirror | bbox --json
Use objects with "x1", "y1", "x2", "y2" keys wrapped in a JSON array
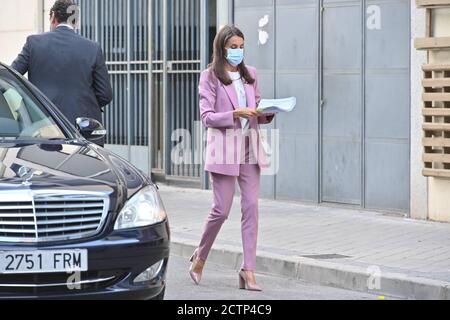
[{"x1": 75, "y1": 117, "x2": 106, "y2": 142}]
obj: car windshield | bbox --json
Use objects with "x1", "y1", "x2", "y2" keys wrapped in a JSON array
[{"x1": 0, "y1": 69, "x2": 67, "y2": 141}]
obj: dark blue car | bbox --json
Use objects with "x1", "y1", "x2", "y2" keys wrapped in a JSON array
[{"x1": 0, "y1": 63, "x2": 170, "y2": 300}]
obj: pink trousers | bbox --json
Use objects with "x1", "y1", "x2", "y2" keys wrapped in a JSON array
[{"x1": 197, "y1": 164, "x2": 260, "y2": 271}]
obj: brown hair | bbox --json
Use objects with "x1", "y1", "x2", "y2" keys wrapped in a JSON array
[
  {"x1": 209, "y1": 25, "x2": 255, "y2": 86},
  {"x1": 50, "y1": 0, "x2": 77, "y2": 24}
]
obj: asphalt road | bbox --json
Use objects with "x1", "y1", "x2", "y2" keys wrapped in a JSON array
[{"x1": 165, "y1": 255, "x2": 392, "y2": 300}]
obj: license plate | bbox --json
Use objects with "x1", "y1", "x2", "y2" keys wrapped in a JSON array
[{"x1": 0, "y1": 250, "x2": 88, "y2": 274}]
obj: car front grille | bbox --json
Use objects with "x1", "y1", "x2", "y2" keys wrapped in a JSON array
[{"x1": 0, "y1": 191, "x2": 109, "y2": 243}]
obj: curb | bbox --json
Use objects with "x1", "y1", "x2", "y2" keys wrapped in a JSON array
[{"x1": 171, "y1": 236, "x2": 450, "y2": 300}]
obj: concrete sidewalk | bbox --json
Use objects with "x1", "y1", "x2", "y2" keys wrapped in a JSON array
[{"x1": 158, "y1": 184, "x2": 450, "y2": 299}]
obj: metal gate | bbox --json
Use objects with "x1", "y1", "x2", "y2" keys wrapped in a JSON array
[
  {"x1": 151, "y1": 0, "x2": 203, "y2": 182},
  {"x1": 76, "y1": 0, "x2": 205, "y2": 183},
  {"x1": 234, "y1": 0, "x2": 411, "y2": 213},
  {"x1": 77, "y1": 0, "x2": 151, "y2": 172}
]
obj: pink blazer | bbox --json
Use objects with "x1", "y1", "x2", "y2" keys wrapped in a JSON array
[{"x1": 199, "y1": 66, "x2": 273, "y2": 177}]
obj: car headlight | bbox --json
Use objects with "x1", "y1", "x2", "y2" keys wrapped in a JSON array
[{"x1": 114, "y1": 185, "x2": 167, "y2": 230}]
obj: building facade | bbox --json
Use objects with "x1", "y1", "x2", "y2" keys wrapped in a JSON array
[
  {"x1": 0, "y1": 0, "x2": 45, "y2": 64},
  {"x1": 1, "y1": 0, "x2": 449, "y2": 222}
]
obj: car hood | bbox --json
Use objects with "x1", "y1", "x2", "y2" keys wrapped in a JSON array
[{"x1": 0, "y1": 142, "x2": 148, "y2": 210}]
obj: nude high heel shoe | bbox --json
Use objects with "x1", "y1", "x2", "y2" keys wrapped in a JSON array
[
  {"x1": 189, "y1": 250, "x2": 204, "y2": 285},
  {"x1": 238, "y1": 270, "x2": 262, "y2": 292}
]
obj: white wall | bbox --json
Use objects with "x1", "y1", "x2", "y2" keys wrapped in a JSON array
[
  {"x1": 217, "y1": 0, "x2": 232, "y2": 30},
  {"x1": 0, "y1": 0, "x2": 44, "y2": 66},
  {"x1": 43, "y1": 0, "x2": 55, "y2": 32}
]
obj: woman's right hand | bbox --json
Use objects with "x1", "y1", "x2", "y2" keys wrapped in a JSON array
[{"x1": 233, "y1": 108, "x2": 259, "y2": 119}]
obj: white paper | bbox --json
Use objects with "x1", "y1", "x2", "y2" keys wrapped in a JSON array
[{"x1": 257, "y1": 97, "x2": 297, "y2": 114}]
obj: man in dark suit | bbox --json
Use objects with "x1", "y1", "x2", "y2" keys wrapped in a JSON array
[{"x1": 11, "y1": 0, "x2": 112, "y2": 139}]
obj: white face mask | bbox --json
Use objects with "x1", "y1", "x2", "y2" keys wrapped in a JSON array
[{"x1": 226, "y1": 48, "x2": 245, "y2": 67}]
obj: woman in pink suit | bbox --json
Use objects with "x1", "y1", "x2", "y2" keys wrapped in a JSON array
[{"x1": 189, "y1": 25, "x2": 274, "y2": 291}]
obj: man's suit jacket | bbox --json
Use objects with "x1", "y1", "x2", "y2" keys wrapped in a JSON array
[
  {"x1": 11, "y1": 26, "x2": 112, "y2": 126},
  {"x1": 199, "y1": 66, "x2": 274, "y2": 177}
]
